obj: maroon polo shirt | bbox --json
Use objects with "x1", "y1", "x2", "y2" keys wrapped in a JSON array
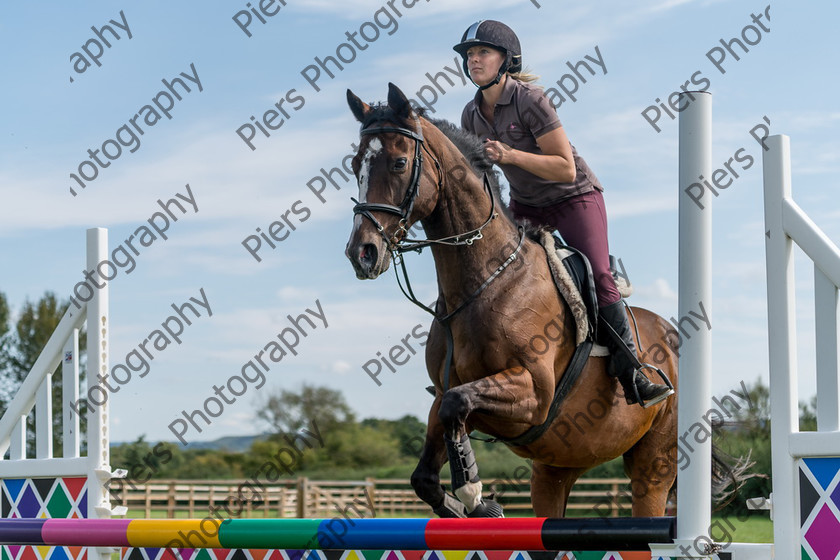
[{"x1": 460, "y1": 78, "x2": 603, "y2": 207}]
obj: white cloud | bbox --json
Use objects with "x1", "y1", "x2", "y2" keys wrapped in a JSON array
[
  {"x1": 330, "y1": 360, "x2": 352, "y2": 374},
  {"x1": 287, "y1": 0, "x2": 523, "y2": 20}
]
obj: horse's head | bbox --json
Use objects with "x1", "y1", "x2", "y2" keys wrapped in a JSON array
[{"x1": 344, "y1": 83, "x2": 441, "y2": 280}]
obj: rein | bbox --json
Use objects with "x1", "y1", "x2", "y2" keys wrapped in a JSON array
[
  {"x1": 351, "y1": 116, "x2": 596, "y2": 449},
  {"x1": 395, "y1": 226, "x2": 526, "y2": 393},
  {"x1": 351, "y1": 118, "x2": 498, "y2": 254},
  {"x1": 352, "y1": 118, "x2": 522, "y2": 393}
]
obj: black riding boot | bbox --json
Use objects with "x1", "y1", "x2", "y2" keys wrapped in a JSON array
[{"x1": 599, "y1": 300, "x2": 673, "y2": 407}]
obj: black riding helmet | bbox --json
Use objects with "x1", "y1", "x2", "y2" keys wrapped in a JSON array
[{"x1": 453, "y1": 20, "x2": 522, "y2": 90}]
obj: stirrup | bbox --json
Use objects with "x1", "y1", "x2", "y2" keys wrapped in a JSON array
[{"x1": 630, "y1": 364, "x2": 674, "y2": 409}]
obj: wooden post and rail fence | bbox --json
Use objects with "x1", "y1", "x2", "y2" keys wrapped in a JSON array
[{"x1": 108, "y1": 477, "x2": 637, "y2": 519}]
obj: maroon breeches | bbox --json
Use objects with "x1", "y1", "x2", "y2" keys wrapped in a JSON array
[{"x1": 509, "y1": 189, "x2": 620, "y2": 308}]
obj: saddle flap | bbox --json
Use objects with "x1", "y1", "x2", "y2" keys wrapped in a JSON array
[
  {"x1": 539, "y1": 230, "x2": 597, "y2": 345},
  {"x1": 555, "y1": 243, "x2": 600, "y2": 338},
  {"x1": 540, "y1": 230, "x2": 633, "y2": 346}
]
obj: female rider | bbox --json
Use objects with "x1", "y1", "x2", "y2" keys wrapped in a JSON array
[{"x1": 453, "y1": 20, "x2": 672, "y2": 408}]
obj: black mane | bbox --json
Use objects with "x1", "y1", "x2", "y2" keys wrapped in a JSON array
[
  {"x1": 359, "y1": 105, "x2": 507, "y2": 217},
  {"x1": 425, "y1": 115, "x2": 511, "y2": 221}
]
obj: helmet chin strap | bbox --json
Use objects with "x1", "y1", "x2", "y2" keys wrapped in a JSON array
[
  {"x1": 464, "y1": 54, "x2": 510, "y2": 91},
  {"x1": 476, "y1": 72, "x2": 503, "y2": 90},
  {"x1": 474, "y1": 61, "x2": 508, "y2": 91}
]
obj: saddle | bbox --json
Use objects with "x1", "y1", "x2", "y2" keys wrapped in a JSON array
[
  {"x1": 478, "y1": 232, "x2": 631, "y2": 447},
  {"x1": 537, "y1": 229, "x2": 631, "y2": 350}
]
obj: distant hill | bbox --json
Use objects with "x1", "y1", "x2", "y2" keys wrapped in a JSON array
[{"x1": 112, "y1": 434, "x2": 267, "y2": 453}]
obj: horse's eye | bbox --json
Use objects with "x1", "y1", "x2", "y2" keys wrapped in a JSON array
[{"x1": 393, "y1": 157, "x2": 408, "y2": 172}]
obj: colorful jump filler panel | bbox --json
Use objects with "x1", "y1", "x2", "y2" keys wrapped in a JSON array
[
  {"x1": 1, "y1": 477, "x2": 89, "y2": 560},
  {"x1": 121, "y1": 550, "x2": 657, "y2": 560},
  {"x1": 0, "y1": 516, "x2": 742, "y2": 560},
  {"x1": 0, "y1": 517, "x2": 674, "y2": 550},
  {"x1": 799, "y1": 457, "x2": 840, "y2": 560}
]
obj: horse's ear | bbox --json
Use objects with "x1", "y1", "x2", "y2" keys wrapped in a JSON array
[
  {"x1": 347, "y1": 89, "x2": 371, "y2": 123},
  {"x1": 387, "y1": 82, "x2": 414, "y2": 119}
]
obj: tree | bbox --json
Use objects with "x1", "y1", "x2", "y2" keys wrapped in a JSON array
[
  {"x1": 0, "y1": 292, "x2": 86, "y2": 456},
  {"x1": 0, "y1": 292, "x2": 11, "y2": 402},
  {"x1": 800, "y1": 395, "x2": 817, "y2": 431},
  {"x1": 318, "y1": 423, "x2": 401, "y2": 469},
  {"x1": 361, "y1": 414, "x2": 427, "y2": 457},
  {"x1": 256, "y1": 383, "x2": 355, "y2": 434},
  {"x1": 727, "y1": 379, "x2": 770, "y2": 437}
]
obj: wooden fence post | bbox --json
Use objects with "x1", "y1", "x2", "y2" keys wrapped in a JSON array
[
  {"x1": 296, "y1": 477, "x2": 309, "y2": 518},
  {"x1": 611, "y1": 482, "x2": 619, "y2": 517},
  {"x1": 365, "y1": 477, "x2": 376, "y2": 514},
  {"x1": 167, "y1": 482, "x2": 175, "y2": 518},
  {"x1": 279, "y1": 486, "x2": 287, "y2": 518},
  {"x1": 144, "y1": 484, "x2": 151, "y2": 518}
]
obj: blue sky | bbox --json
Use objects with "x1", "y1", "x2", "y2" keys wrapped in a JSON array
[{"x1": 1, "y1": 0, "x2": 838, "y2": 445}]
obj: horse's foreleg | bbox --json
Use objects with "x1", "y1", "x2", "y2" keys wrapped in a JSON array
[
  {"x1": 410, "y1": 396, "x2": 468, "y2": 517},
  {"x1": 438, "y1": 389, "x2": 498, "y2": 516},
  {"x1": 438, "y1": 366, "x2": 549, "y2": 517}
]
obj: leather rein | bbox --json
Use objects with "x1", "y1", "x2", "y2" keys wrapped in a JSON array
[
  {"x1": 351, "y1": 118, "x2": 500, "y2": 254},
  {"x1": 351, "y1": 118, "x2": 525, "y2": 393}
]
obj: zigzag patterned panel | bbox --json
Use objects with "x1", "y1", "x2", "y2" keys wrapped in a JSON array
[
  {"x1": 1, "y1": 477, "x2": 88, "y2": 560},
  {"x1": 799, "y1": 457, "x2": 840, "y2": 560}
]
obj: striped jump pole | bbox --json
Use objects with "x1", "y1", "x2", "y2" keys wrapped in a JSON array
[{"x1": 0, "y1": 517, "x2": 674, "y2": 551}]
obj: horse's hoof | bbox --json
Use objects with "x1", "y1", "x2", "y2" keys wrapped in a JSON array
[{"x1": 467, "y1": 498, "x2": 504, "y2": 518}]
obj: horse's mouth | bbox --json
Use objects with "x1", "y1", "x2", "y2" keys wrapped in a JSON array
[{"x1": 349, "y1": 241, "x2": 390, "y2": 279}]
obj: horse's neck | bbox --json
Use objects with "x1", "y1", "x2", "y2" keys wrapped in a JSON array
[{"x1": 420, "y1": 157, "x2": 520, "y2": 312}]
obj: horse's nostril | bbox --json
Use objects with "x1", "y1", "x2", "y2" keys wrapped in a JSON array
[{"x1": 361, "y1": 243, "x2": 377, "y2": 267}]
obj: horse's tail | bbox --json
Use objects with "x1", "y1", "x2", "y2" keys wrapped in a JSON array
[
  {"x1": 667, "y1": 420, "x2": 765, "y2": 510},
  {"x1": 710, "y1": 441, "x2": 760, "y2": 510}
]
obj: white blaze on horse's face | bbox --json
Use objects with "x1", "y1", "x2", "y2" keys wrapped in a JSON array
[
  {"x1": 352, "y1": 136, "x2": 383, "y2": 235},
  {"x1": 357, "y1": 136, "x2": 383, "y2": 202}
]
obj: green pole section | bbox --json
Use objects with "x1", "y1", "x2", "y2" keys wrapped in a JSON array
[{"x1": 218, "y1": 519, "x2": 323, "y2": 549}]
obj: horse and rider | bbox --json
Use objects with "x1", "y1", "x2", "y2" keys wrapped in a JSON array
[{"x1": 345, "y1": 20, "x2": 683, "y2": 519}]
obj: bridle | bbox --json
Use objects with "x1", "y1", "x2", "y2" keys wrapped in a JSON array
[
  {"x1": 350, "y1": 115, "x2": 526, "y2": 393},
  {"x1": 351, "y1": 116, "x2": 498, "y2": 254}
]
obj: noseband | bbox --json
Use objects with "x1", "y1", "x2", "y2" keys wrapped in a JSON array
[{"x1": 351, "y1": 118, "x2": 498, "y2": 253}]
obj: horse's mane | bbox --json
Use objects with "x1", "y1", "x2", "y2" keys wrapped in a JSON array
[
  {"x1": 360, "y1": 105, "x2": 511, "y2": 220},
  {"x1": 424, "y1": 115, "x2": 515, "y2": 222}
]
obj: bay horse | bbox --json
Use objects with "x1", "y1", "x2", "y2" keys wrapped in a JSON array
[{"x1": 345, "y1": 83, "x2": 680, "y2": 518}]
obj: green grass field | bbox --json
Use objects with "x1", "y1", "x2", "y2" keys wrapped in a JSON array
[{"x1": 711, "y1": 514, "x2": 773, "y2": 543}]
